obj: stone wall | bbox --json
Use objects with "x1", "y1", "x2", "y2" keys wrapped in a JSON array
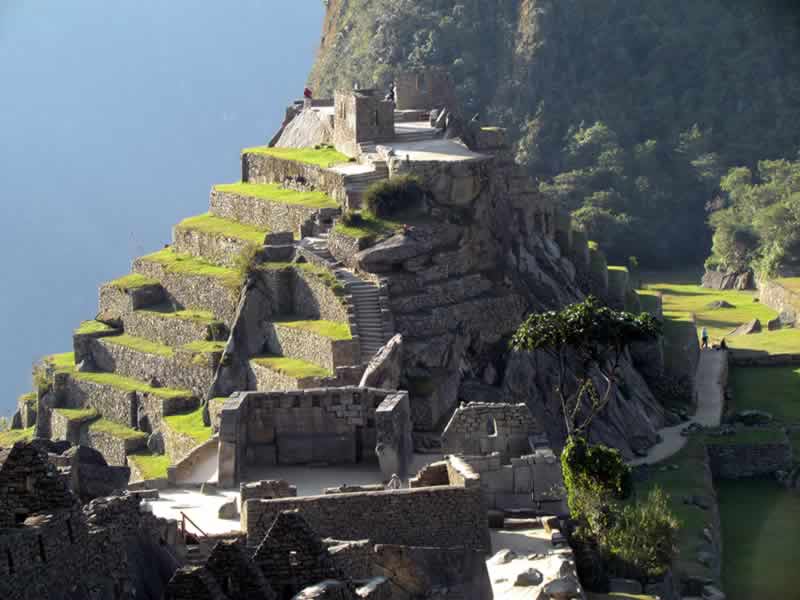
[
  {"x1": 395, "y1": 68, "x2": 457, "y2": 111},
  {"x1": 15, "y1": 393, "x2": 37, "y2": 429},
  {"x1": 62, "y1": 377, "x2": 136, "y2": 428},
  {"x1": 758, "y1": 278, "x2": 800, "y2": 325},
  {"x1": 245, "y1": 485, "x2": 489, "y2": 552},
  {"x1": 89, "y1": 337, "x2": 214, "y2": 397},
  {"x1": 292, "y1": 266, "x2": 351, "y2": 324},
  {"x1": 50, "y1": 409, "x2": 89, "y2": 446},
  {"x1": 702, "y1": 268, "x2": 754, "y2": 290},
  {"x1": 706, "y1": 433, "x2": 792, "y2": 479},
  {"x1": 240, "y1": 479, "x2": 297, "y2": 526},
  {"x1": 265, "y1": 323, "x2": 358, "y2": 372},
  {"x1": 333, "y1": 90, "x2": 394, "y2": 156},
  {"x1": 327, "y1": 228, "x2": 371, "y2": 270},
  {"x1": 133, "y1": 256, "x2": 239, "y2": 325},
  {"x1": 123, "y1": 309, "x2": 224, "y2": 348},
  {"x1": 86, "y1": 429, "x2": 146, "y2": 467},
  {"x1": 241, "y1": 153, "x2": 348, "y2": 203},
  {"x1": 209, "y1": 187, "x2": 339, "y2": 239},
  {"x1": 172, "y1": 224, "x2": 266, "y2": 269},
  {"x1": 97, "y1": 280, "x2": 165, "y2": 323},
  {"x1": 441, "y1": 402, "x2": 541, "y2": 462},
  {"x1": 217, "y1": 388, "x2": 410, "y2": 487},
  {"x1": 162, "y1": 419, "x2": 203, "y2": 464}
]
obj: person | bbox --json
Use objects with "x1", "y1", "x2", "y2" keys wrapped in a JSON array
[
  {"x1": 701, "y1": 326, "x2": 709, "y2": 349},
  {"x1": 719, "y1": 338, "x2": 728, "y2": 351},
  {"x1": 303, "y1": 87, "x2": 313, "y2": 108},
  {"x1": 386, "y1": 473, "x2": 402, "y2": 491},
  {"x1": 384, "y1": 81, "x2": 396, "y2": 106}
]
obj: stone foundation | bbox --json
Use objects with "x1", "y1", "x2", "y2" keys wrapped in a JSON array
[
  {"x1": 706, "y1": 433, "x2": 792, "y2": 479},
  {"x1": 241, "y1": 153, "x2": 348, "y2": 203}
]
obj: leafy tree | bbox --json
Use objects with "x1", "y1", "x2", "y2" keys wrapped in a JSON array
[{"x1": 510, "y1": 296, "x2": 661, "y2": 439}]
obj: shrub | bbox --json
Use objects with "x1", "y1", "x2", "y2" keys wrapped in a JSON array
[
  {"x1": 364, "y1": 175, "x2": 427, "y2": 218},
  {"x1": 604, "y1": 487, "x2": 680, "y2": 578},
  {"x1": 562, "y1": 437, "x2": 633, "y2": 520},
  {"x1": 233, "y1": 243, "x2": 262, "y2": 289}
]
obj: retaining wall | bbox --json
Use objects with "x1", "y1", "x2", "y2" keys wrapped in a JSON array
[
  {"x1": 241, "y1": 153, "x2": 348, "y2": 203},
  {"x1": 759, "y1": 279, "x2": 800, "y2": 323},
  {"x1": 706, "y1": 434, "x2": 792, "y2": 479}
]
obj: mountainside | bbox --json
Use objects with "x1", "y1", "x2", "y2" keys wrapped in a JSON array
[{"x1": 310, "y1": 0, "x2": 800, "y2": 267}]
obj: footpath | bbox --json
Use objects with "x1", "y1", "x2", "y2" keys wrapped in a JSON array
[{"x1": 630, "y1": 350, "x2": 726, "y2": 466}]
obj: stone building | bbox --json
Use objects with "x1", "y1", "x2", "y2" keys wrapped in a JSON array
[{"x1": 333, "y1": 89, "x2": 395, "y2": 156}]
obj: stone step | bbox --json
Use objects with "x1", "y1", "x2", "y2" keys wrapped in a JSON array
[
  {"x1": 132, "y1": 248, "x2": 241, "y2": 326},
  {"x1": 172, "y1": 213, "x2": 271, "y2": 268},
  {"x1": 123, "y1": 306, "x2": 227, "y2": 348},
  {"x1": 88, "y1": 334, "x2": 219, "y2": 397},
  {"x1": 209, "y1": 183, "x2": 340, "y2": 237}
]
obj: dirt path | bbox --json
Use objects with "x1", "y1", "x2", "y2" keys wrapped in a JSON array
[{"x1": 630, "y1": 350, "x2": 727, "y2": 466}]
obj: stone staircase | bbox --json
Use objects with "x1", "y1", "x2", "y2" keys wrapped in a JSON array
[{"x1": 342, "y1": 162, "x2": 389, "y2": 210}]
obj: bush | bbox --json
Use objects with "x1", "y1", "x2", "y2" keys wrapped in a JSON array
[
  {"x1": 364, "y1": 175, "x2": 427, "y2": 219},
  {"x1": 233, "y1": 243, "x2": 262, "y2": 289},
  {"x1": 562, "y1": 437, "x2": 632, "y2": 520},
  {"x1": 604, "y1": 487, "x2": 680, "y2": 579}
]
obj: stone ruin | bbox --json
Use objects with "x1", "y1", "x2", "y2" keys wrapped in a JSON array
[{"x1": 0, "y1": 64, "x2": 677, "y2": 599}]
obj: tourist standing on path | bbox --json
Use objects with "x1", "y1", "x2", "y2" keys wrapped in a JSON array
[
  {"x1": 701, "y1": 326, "x2": 709, "y2": 349},
  {"x1": 303, "y1": 87, "x2": 313, "y2": 108}
]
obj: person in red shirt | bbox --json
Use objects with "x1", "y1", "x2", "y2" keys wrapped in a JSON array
[{"x1": 303, "y1": 87, "x2": 313, "y2": 108}]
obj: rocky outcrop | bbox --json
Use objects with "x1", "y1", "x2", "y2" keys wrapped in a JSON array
[
  {"x1": 275, "y1": 108, "x2": 335, "y2": 148},
  {"x1": 702, "y1": 268, "x2": 755, "y2": 290},
  {"x1": 359, "y1": 334, "x2": 403, "y2": 389},
  {"x1": 729, "y1": 319, "x2": 762, "y2": 336}
]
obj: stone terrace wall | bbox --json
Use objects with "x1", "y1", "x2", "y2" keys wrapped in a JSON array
[
  {"x1": 63, "y1": 377, "x2": 135, "y2": 428},
  {"x1": 87, "y1": 429, "x2": 146, "y2": 467},
  {"x1": 245, "y1": 485, "x2": 489, "y2": 552},
  {"x1": 242, "y1": 153, "x2": 348, "y2": 203},
  {"x1": 706, "y1": 434, "x2": 792, "y2": 479},
  {"x1": 441, "y1": 402, "x2": 541, "y2": 462},
  {"x1": 162, "y1": 420, "x2": 203, "y2": 464},
  {"x1": 759, "y1": 279, "x2": 800, "y2": 323},
  {"x1": 293, "y1": 266, "x2": 350, "y2": 324},
  {"x1": 265, "y1": 324, "x2": 358, "y2": 372}
]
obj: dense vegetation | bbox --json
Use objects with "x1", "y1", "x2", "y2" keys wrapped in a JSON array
[
  {"x1": 311, "y1": 0, "x2": 800, "y2": 266},
  {"x1": 707, "y1": 158, "x2": 800, "y2": 276}
]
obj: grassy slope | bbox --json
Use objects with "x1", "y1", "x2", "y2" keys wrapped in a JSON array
[
  {"x1": 718, "y1": 480, "x2": 800, "y2": 600},
  {"x1": 163, "y1": 406, "x2": 212, "y2": 445},
  {"x1": 333, "y1": 212, "x2": 404, "y2": 239},
  {"x1": 128, "y1": 452, "x2": 171, "y2": 481},
  {"x1": 104, "y1": 334, "x2": 174, "y2": 358},
  {"x1": 214, "y1": 182, "x2": 338, "y2": 209},
  {"x1": 136, "y1": 305, "x2": 220, "y2": 325},
  {"x1": 75, "y1": 320, "x2": 116, "y2": 335},
  {"x1": 0, "y1": 427, "x2": 35, "y2": 446},
  {"x1": 54, "y1": 407, "x2": 99, "y2": 423},
  {"x1": 276, "y1": 318, "x2": 351, "y2": 340},
  {"x1": 139, "y1": 248, "x2": 240, "y2": 288},
  {"x1": 643, "y1": 270, "x2": 800, "y2": 354},
  {"x1": 252, "y1": 355, "x2": 332, "y2": 378},
  {"x1": 89, "y1": 418, "x2": 147, "y2": 441},
  {"x1": 241, "y1": 146, "x2": 350, "y2": 168},
  {"x1": 175, "y1": 213, "x2": 269, "y2": 243},
  {"x1": 107, "y1": 273, "x2": 159, "y2": 290}
]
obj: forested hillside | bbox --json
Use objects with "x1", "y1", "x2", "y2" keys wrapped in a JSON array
[{"x1": 310, "y1": 0, "x2": 800, "y2": 267}]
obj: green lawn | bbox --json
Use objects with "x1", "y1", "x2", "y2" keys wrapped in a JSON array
[
  {"x1": 175, "y1": 212, "x2": 270, "y2": 243},
  {"x1": 139, "y1": 248, "x2": 240, "y2": 289},
  {"x1": 54, "y1": 407, "x2": 99, "y2": 423},
  {"x1": 643, "y1": 271, "x2": 800, "y2": 354},
  {"x1": 128, "y1": 451, "x2": 171, "y2": 480},
  {"x1": 214, "y1": 182, "x2": 339, "y2": 209},
  {"x1": 45, "y1": 352, "x2": 78, "y2": 373},
  {"x1": 275, "y1": 318, "x2": 351, "y2": 340},
  {"x1": 163, "y1": 406, "x2": 212, "y2": 445},
  {"x1": 74, "y1": 320, "x2": 116, "y2": 336},
  {"x1": 252, "y1": 355, "x2": 332, "y2": 379},
  {"x1": 718, "y1": 480, "x2": 800, "y2": 600},
  {"x1": 776, "y1": 277, "x2": 800, "y2": 293},
  {"x1": 136, "y1": 305, "x2": 221, "y2": 326},
  {"x1": 728, "y1": 366, "x2": 800, "y2": 422},
  {"x1": 0, "y1": 427, "x2": 35, "y2": 446},
  {"x1": 241, "y1": 145, "x2": 350, "y2": 168},
  {"x1": 89, "y1": 418, "x2": 147, "y2": 441},
  {"x1": 181, "y1": 340, "x2": 227, "y2": 354},
  {"x1": 703, "y1": 428, "x2": 786, "y2": 446},
  {"x1": 107, "y1": 273, "x2": 159, "y2": 291},
  {"x1": 104, "y1": 333, "x2": 174, "y2": 358}
]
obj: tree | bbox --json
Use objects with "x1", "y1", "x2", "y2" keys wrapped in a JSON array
[{"x1": 509, "y1": 296, "x2": 661, "y2": 439}]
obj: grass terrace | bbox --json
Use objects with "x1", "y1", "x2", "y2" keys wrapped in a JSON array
[
  {"x1": 214, "y1": 182, "x2": 339, "y2": 210},
  {"x1": 89, "y1": 418, "x2": 147, "y2": 442},
  {"x1": 703, "y1": 428, "x2": 786, "y2": 446},
  {"x1": 19, "y1": 392, "x2": 36, "y2": 406},
  {"x1": 175, "y1": 213, "x2": 270, "y2": 243},
  {"x1": 104, "y1": 333, "x2": 174, "y2": 358},
  {"x1": 139, "y1": 248, "x2": 241, "y2": 289},
  {"x1": 136, "y1": 305, "x2": 222, "y2": 326},
  {"x1": 775, "y1": 277, "x2": 800, "y2": 293},
  {"x1": 107, "y1": 273, "x2": 160, "y2": 291},
  {"x1": 163, "y1": 405, "x2": 212, "y2": 445},
  {"x1": 241, "y1": 145, "x2": 350, "y2": 168},
  {"x1": 128, "y1": 451, "x2": 171, "y2": 481},
  {"x1": 181, "y1": 340, "x2": 227, "y2": 354},
  {"x1": 333, "y1": 212, "x2": 404, "y2": 240},
  {"x1": 75, "y1": 320, "x2": 116, "y2": 336},
  {"x1": 643, "y1": 270, "x2": 800, "y2": 354},
  {"x1": 275, "y1": 318, "x2": 351, "y2": 340},
  {"x1": 260, "y1": 261, "x2": 346, "y2": 297},
  {"x1": 54, "y1": 407, "x2": 99, "y2": 424},
  {"x1": 636, "y1": 289, "x2": 662, "y2": 316},
  {"x1": 728, "y1": 366, "x2": 800, "y2": 423},
  {"x1": 0, "y1": 427, "x2": 35, "y2": 446},
  {"x1": 44, "y1": 352, "x2": 78, "y2": 373},
  {"x1": 252, "y1": 355, "x2": 332, "y2": 379}
]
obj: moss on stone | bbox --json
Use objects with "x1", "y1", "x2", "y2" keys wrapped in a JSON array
[
  {"x1": 108, "y1": 273, "x2": 159, "y2": 291},
  {"x1": 139, "y1": 248, "x2": 241, "y2": 289},
  {"x1": 75, "y1": 320, "x2": 116, "y2": 336},
  {"x1": 252, "y1": 355, "x2": 332, "y2": 379},
  {"x1": 74, "y1": 371, "x2": 191, "y2": 399},
  {"x1": 214, "y1": 182, "x2": 339, "y2": 209},
  {"x1": 333, "y1": 212, "x2": 403, "y2": 240},
  {"x1": 240, "y1": 145, "x2": 349, "y2": 168},
  {"x1": 89, "y1": 418, "x2": 147, "y2": 441},
  {"x1": 104, "y1": 334, "x2": 174, "y2": 358},
  {"x1": 163, "y1": 406, "x2": 212, "y2": 445},
  {"x1": 275, "y1": 318, "x2": 351, "y2": 341},
  {"x1": 128, "y1": 452, "x2": 170, "y2": 481},
  {"x1": 44, "y1": 352, "x2": 77, "y2": 373},
  {"x1": 54, "y1": 407, "x2": 100, "y2": 424},
  {"x1": 175, "y1": 212, "x2": 270, "y2": 243},
  {"x1": 0, "y1": 427, "x2": 35, "y2": 446},
  {"x1": 136, "y1": 305, "x2": 221, "y2": 326}
]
